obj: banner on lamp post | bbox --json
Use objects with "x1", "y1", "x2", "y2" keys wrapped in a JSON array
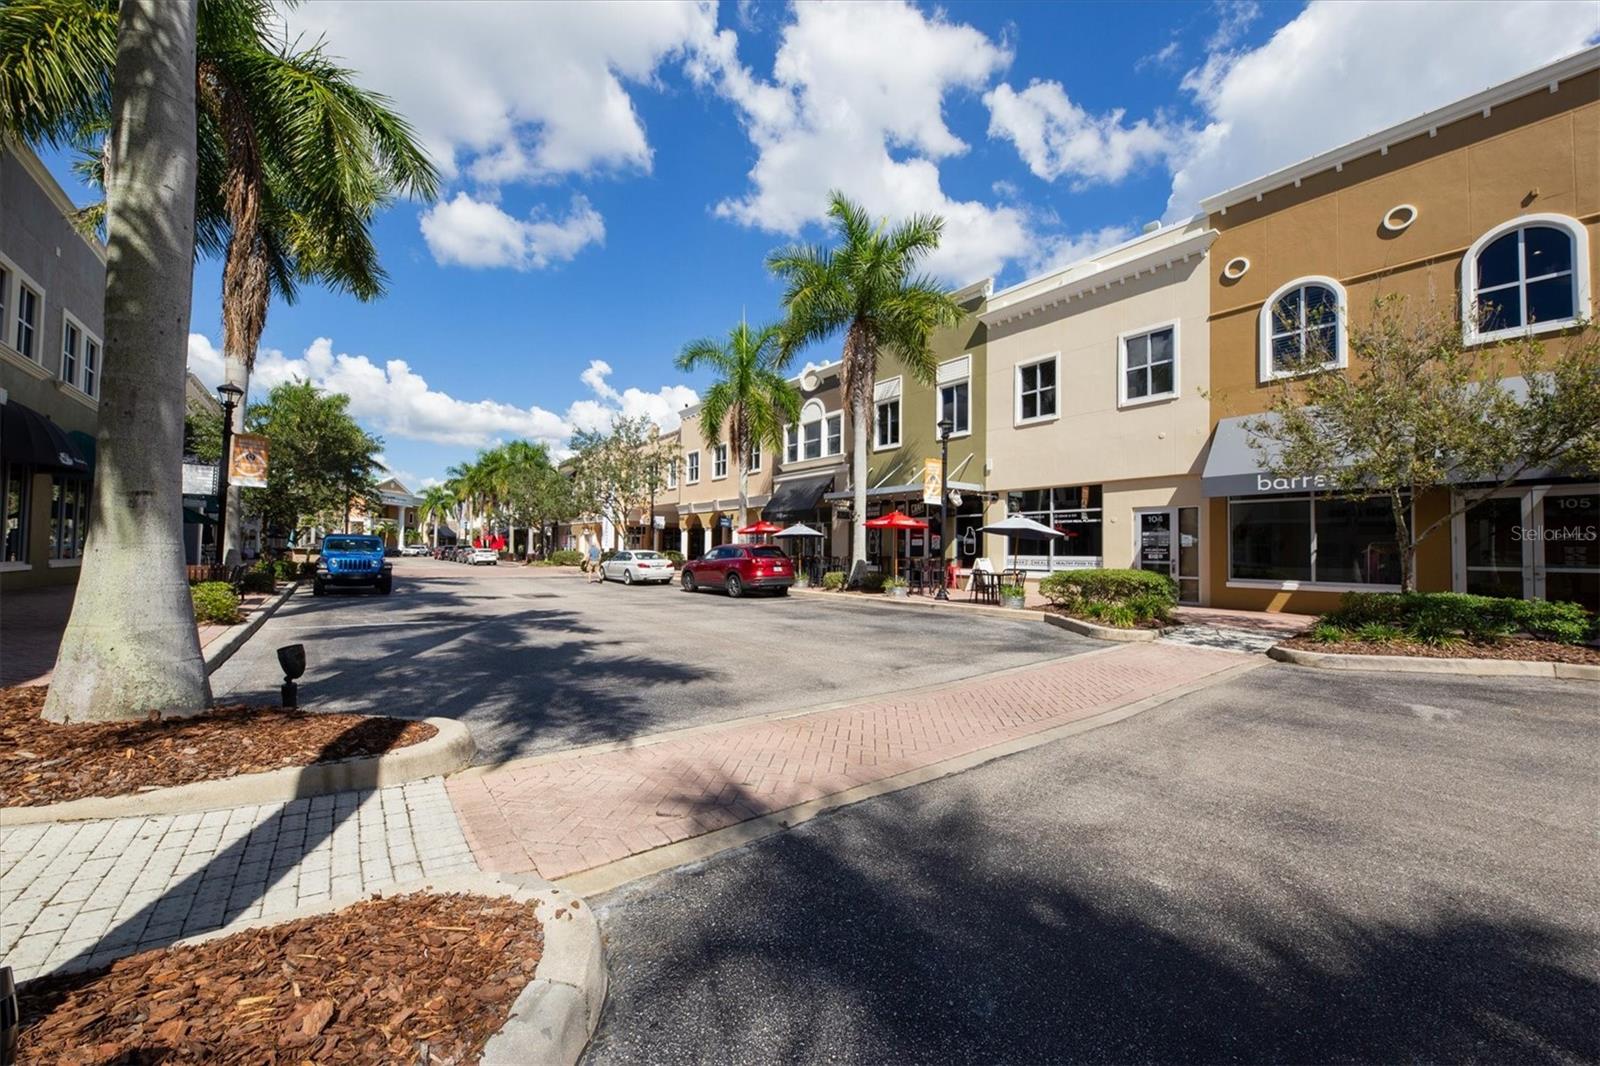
[
  {"x1": 230, "y1": 433, "x2": 269, "y2": 489},
  {"x1": 922, "y1": 458, "x2": 943, "y2": 506}
]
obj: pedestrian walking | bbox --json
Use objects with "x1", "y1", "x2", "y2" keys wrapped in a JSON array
[{"x1": 588, "y1": 542, "x2": 602, "y2": 582}]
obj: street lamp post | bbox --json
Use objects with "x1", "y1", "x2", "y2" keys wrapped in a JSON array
[
  {"x1": 215, "y1": 382, "x2": 245, "y2": 567},
  {"x1": 936, "y1": 417, "x2": 952, "y2": 600}
]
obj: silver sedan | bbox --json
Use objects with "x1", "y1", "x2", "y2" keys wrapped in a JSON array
[{"x1": 600, "y1": 550, "x2": 676, "y2": 585}]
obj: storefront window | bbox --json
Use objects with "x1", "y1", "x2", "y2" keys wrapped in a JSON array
[
  {"x1": 1005, "y1": 485, "x2": 1103, "y2": 569},
  {"x1": 1229, "y1": 492, "x2": 1405, "y2": 585},
  {"x1": 4, "y1": 463, "x2": 28, "y2": 563},
  {"x1": 51, "y1": 475, "x2": 91, "y2": 560}
]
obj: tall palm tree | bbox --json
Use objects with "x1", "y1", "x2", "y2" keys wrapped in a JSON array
[
  {"x1": 42, "y1": 0, "x2": 207, "y2": 722},
  {"x1": 418, "y1": 483, "x2": 455, "y2": 549},
  {"x1": 768, "y1": 192, "x2": 963, "y2": 579},
  {"x1": 676, "y1": 321, "x2": 800, "y2": 534},
  {"x1": 1, "y1": 0, "x2": 439, "y2": 562}
]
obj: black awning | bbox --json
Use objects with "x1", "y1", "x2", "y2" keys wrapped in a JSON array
[
  {"x1": 0, "y1": 400, "x2": 92, "y2": 474},
  {"x1": 764, "y1": 472, "x2": 834, "y2": 519}
]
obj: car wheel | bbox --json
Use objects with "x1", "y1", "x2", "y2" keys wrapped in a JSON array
[
  {"x1": 725, "y1": 573, "x2": 743, "y2": 598},
  {"x1": 681, "y1": 571, "x2": 696, "y2": 593},
  {"x1": 313, "y1": 579, "x2": 326, "y2": 597},
  {"x1": 623, "y1": 569, "x2": 634, "y2": 585},
  {"x1": 775, "y1": 587, "x2": 789, "y2": 596},
  {"x1": 377, "y1": 577, "x2": 393, "y2": 595}
]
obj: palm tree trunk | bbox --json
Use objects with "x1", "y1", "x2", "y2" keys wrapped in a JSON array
[
  {"x1": 851, "y1": 392, "x2": 869, "y2": 581},
  {"x1": 45, "y1": 0, "x2": 209, "y2": 723}
]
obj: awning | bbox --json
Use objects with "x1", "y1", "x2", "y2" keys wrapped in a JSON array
[
  {"x1": 1201, "y1": 415, "x2": 1311, "y2": 497},
  {"x1": 823, "y1": 479, "x2": 983, "y2": 501},
  {"x1": 764, "y1": 472, "x2": 834, "y2": 518},
  {"x1": 0, "y1": 400, "x2": 92, "y2": 474}
]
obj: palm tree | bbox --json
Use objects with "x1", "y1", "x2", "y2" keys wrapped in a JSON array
[
  {"x1": 41, "y1": 0, "x2": 207, "y2": 722},
  {"x1": 1, "y1": 0, "x2": 439, "y2": 563},
  {"x1": 676, "y1": 321, "x2": 800, "y2": 534},
  {"x1": 768, "y1": 193, "x2": 963, "y2": 579},
  {"x1": 418, "y1": 484, "x2": 455, "y2": 549}
]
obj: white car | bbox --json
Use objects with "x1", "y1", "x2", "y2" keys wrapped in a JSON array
[
  {"x1": 468, "y1": 547, "x2": 500, "y2": 566},
  {"x1": 399, "y1": 544, "x2": 429, "y2": 557},
  {"x1": 601, "y1": 549, "x2": 675, "y2": 585}
]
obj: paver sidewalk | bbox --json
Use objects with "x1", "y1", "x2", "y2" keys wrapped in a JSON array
[
  {"x1": 448, "y1": 642, "x2": 1246, "y2": 881},
  {"x1": 0, "y1": 779, "x2": 477, "y2": 982}
]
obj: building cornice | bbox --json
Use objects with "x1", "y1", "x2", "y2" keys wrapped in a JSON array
[
  {"x1": 981, "y1": 230, "x2": 1216, "y2": 326},
  {"x1": 1200, "y1": 45, "x2": 1600, "y2": 215},
  {"x1": 3, "y1": 138, "x2": 108, "y2": 264}
]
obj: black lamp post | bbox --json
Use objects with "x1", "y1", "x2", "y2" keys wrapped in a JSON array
[
  {"x1": 215, "y1": 381, "x2": 244, "y2": 566},
  {"x1": 936, "y1": 416, "x2": 953, "y2": 600}
]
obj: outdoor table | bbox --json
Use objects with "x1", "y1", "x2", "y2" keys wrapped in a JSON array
[{"x1": 968, "y1": 570, "x2": 1000, "y2": 605}]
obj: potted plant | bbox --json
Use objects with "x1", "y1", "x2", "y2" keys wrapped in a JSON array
[
  {"x1": 1000, "y1": 583, "x2": 1027, "y2": 609},
  {"x1": 883, "y1": 576, "x2": 909, "y2": 599}
]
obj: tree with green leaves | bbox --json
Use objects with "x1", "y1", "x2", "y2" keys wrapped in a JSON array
[
  {"x1": 41, "y1": 0, "x2": 207, "y2": 723},
  {"x1": 1, "y1": 0, "x2": 438, "y2": 562},
  {"x1": 418, "y1": 483, "x2": 456, "y2": 549},
  {"x1": 183, "y1": 403, "x2": 224, "y2": 463},
  {"x1": 676, "y1": 320, "x2": 800, "y2": 534},
  {"x1": 570, "y1": 416, "x2": 658, "y2": 551},
  {"x1": 244, "y1": 380, "x2": 382, "y2": 543},
  {"x1": 498, "y1": 442, "x2": 573, "y2": 559},
  {"x1": 1245, "y1": 296, "x2": 1600, "y2": 592},
  {"x1": 768, "y1": 193, "x2": 963, "y2": 579}
]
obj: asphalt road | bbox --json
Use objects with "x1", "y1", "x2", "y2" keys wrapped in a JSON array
[
  {"x1": 586, "y1": 664, "x2": 1600, "y2": 1064},
  {"x1": 209, "y1": 558, "x2": 1087, "y2": 764}
]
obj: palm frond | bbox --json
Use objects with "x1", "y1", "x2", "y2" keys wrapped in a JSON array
[{"x1": 0, "y1": 0, "x2": 116, "y2": 147}]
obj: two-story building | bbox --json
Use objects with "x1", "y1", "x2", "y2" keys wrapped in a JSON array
[
  {"x1": 1198, "y1": 46, "x2": 1599, "y2": 615},
  {"x1": 674, "y1": 398, "x2": 775, "y2": 559},
  {"x1": 981, "y1": 218, "x2": 1216, "y2": 602},
  {"x1": 1, "y1": 141, "x2": 105, "y2": 592}
]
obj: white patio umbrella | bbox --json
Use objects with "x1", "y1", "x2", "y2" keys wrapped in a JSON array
[
  {"x1": 979, "y1": 514, "x2": 1063, "y2": 575},
  {"x1": 774, "y1": 523, "x2": 824, "y2": 538}
]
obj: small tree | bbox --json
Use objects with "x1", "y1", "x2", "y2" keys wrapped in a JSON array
[
  {"x1": 244, "y1": 380, "x2": 383, "y2": 540},
  {"x1": 1245, "y1": 296, "x2": 1600, "y2": 592},
  {"x1": 570, "y1": 416, "x2": 657, "y2": 550}
]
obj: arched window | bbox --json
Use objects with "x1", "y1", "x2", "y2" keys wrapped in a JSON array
[
  {"x1": 785, "y1": 399, "x2": 843, "y2": 462},
  {"x1": 1463, "y1": 214, "x2": 1589, "y2": 343},
  {"x1": 1259, "y1": 276, "x2": 1347, "y2": 381}
]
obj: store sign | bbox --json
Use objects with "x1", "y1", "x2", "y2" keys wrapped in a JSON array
[
  {"x1": 230, "y1": 433, "x2": 269, "y2": 489},
  {"x1": 1011, "y1": 555, "x2": 1102, "y2": 572},
  {"x1": 922, "y1": 459, "x2": 943, "y2": 506},
  {"x1": 182, "y1": 461, "x2": 217, "y2": 496}
]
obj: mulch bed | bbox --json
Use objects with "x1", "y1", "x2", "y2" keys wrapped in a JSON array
[
  {"x1": 1031, "y1": 605, "x2": 1166, "y2": 630},
  {"x1": 0, "y1": 687, "x2": 436, "y2": 808},
  {"x1": 1278, "y1": 635, "x2": 1600, "y2": 665},
  {"x1": 17, "y1": 892, "x2": 543, "y2": 1065}
]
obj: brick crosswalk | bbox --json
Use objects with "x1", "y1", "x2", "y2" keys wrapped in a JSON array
[{"x1": 447, "y1": 642, "x2": 1246, "y2": 880}]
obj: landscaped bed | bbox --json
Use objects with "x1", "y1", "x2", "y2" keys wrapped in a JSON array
[
  {"x1": 1278, "y1": 633, "x2": 1600, "y2": 665},
  {"x1": 1036, "y1": 568, "x2": 1177, "y2": 629},
  {"x1": 1283, "y1": 591, "x2": 1599, "y2": 665},
  {"x1": 0, "y1": 687, "x2": 436, "y2": 808},
  {"x1": 16, "y1": 891, "x2": 542, "y2": 1065}
]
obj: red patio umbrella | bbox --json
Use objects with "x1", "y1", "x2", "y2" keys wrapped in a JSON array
[
  {"x1": 864, "y1": 510, "x2": 928, "y2": 578},
  {"x1": 737, "y1": 520, "x2": 783, "y2": 535}
]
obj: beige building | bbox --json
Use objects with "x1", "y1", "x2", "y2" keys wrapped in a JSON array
[
  {"x1": 674, "y1": 399, "x2": 774, "y2": 558},
  {"x1": 980, "y1": 218, "x2": 1215, "y2": 602}
]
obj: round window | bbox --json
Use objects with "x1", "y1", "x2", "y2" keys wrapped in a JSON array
[
  {"x1": 1381, "y1": 204, "x2": 1418, "y2": 233},
  {"x1": 1222, "y1": 256, "x2": 1250, "y2": 280}
]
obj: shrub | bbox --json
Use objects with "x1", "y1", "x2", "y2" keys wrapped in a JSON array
[
  {"x1": 882, "y1": 576, "x2": 908, "y2": 589},
  {"x1": 548, "y1": 549, "x2": 584, "y2": 567},
  {"x1": 1038, "y1": 568, "x2": 1175, "y2": 627},
  {"x1": 999, "y1": 584, "x2": 1026, "y2": 600},
  {"x1": 239, "y1": 566, "x2": 276, "y2": 594},
  {"x1": 859, "y1": 571, "x2": 887, "y2": 593},
  {"x1": 1354, "y1": 622, "x2": 1405, "y2": 643},
  {"x1": 822, "y1": 570, "x2": 846, "y2": 591},
  {"x1": 191, "y1": 582, "x2": 243, "y2": 625},
  {"x1": 1309, "y1": 622, "x2": 1348, "y2": 643},
  {"x1": 1323, "y1": 591, "x2": 1594, "y2": 645},
  {"x1": 271, "y1": 559, "x2": 300, "y2": 582},
  {"x1": 661, "y1": 550, "x2": 684, "y2": 567}
]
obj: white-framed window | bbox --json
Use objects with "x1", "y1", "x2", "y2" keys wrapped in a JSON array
[
  {"x1": 786, "y1": 399, "x2": 844, "y2": 462},
  {"x1": 686, "y1": 450, "x2": 700, "y2": 484},
  {"x1": 3, "y1": 462, "x2": 29, "y2": 565},
  {"x1": 61, "y1": 317, "x2": 79, "y2": 387},
  {"x1": 1462, "y1": 213, "x2": 1589, "y2": 344},
  {"x1": 0, "y1": 265, "x2": 8, "y2": 343},
  {"x1": 50, "y1": 474, "x2": 91, "y2": 561},
  {"x1": 1119, "y1": 323, "x2": 1179, "y2": 406},
  {"x1": 1259, "y1": 276, "x2": 1346, "y2": 381},
  {"x1": 749, "y1": 439, "x2": 761, "y2": 473},
  {"x1": 57, "y1": 312, "x2": 101, "y2": 396},
  {"x1": 712, "y1": 443, "x2": 728, "y2": 479},
  {"x1": 936, "y1": 356, "x2": 971, "y2": 436},
  {"x1": 82, "y1": 335, "x2": 100, "y2": 398},
  {"x1": 875, "y1": 397, "x2": 900, "y2": 449},
  {"x1": 1015, "y1": 354, "x2": 1058, "y2": 424},
  {"x1": 13, "y1": 277, "x2": 41, "y2": 362},
  {"x1": 666, "y1": 457, "x2": 678, "y2": 490}
]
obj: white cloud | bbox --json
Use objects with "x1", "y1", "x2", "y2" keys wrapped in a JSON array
[
  {"x1": 1205, "y1": 0, "x2": 1262, "y2": 52},
  {"x1": 187, "y1": 334, "x2": 226, "y2": 390},
  {"x1": 279, "y1": 1, "x2": 719, "y2": 184},
  {"x1": 1022, "y1": 224, "x2": 1142, "y2": 278},
  {"x1": 1166, "y1": 0, "x2": 1600, "y2": 216},
  {"x1": 690, "y1": 0, "x2": 1032, "y2": 283},
  {"x1": 188, "y1": 336, "x2": 697, "y2": 451},
  {"x1": 419, "y1": 192, "x2": 605, "y2": 270},
  {"x1": 985, "y1": 80, "x2": 1186, "y2": 186}
]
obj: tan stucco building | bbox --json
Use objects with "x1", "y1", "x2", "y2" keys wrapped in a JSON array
[{"x1": 1199, "y1": 47, "x2": 1598, "y2": 614}]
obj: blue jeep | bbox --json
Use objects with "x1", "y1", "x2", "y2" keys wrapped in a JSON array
[{"x1": 313, "y1": 535, "x2": 393, "y2": 596}]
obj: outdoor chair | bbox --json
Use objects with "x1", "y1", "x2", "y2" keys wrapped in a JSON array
[
  {"x1": 907, "y1": 565, "x2": 927, "y2": 595},
  {"x1": 968, "y1": 570, "x2": 1000, "y2": 605}
]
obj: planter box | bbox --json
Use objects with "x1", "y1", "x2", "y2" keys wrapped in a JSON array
[{"x1": 1002, "y1": 596, "x2": 1025, "y2": 609}]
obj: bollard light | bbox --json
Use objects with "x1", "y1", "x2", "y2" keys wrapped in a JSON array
[{"x1": 277, "y1": 643, "x2": 306, "y2": 709}]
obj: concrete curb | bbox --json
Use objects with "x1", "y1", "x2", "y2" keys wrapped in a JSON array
[
  {"x1": 790, "y1": 586, "x2": 1047, "y2": 622},
  {"x1": 1042, "y1": 613, "x2": 1162, "y2": 643},
  {"x1": 204, "y1": 580, "x2": 300, "y2": 676},
  {"x1": 0, "y1": 717, "x2": 476, "y2": 825},
  {"x1": 41, "y1": 873, "x2": 606, "y2": 1066},
  {"x1": 1267, "y1": 644, "x2": 1600, "y2": 680}
]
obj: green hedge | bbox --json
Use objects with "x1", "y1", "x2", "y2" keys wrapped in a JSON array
[
  {"x1": 240, "y1": 563, "x2": 276, "y2": 594},
  {"x1": 1038, "y1": 568, "x2": 1176, "y2": 627},
  {"x1": 1323, "y1": 591, "x2": 1595, "y2": 645},
  {"x1": 548, "y1": 549, "x2": 584, "y2": 567},
  {"x1": 821, "y1": 570, "x2": 846, "y2": 591},
  {"x1": 191, "y1": 581, "x2": 243, "y2": 624},
  {"x1": 661, "y1": 550, "x2": 685, "y2": 567},
  {"x1": 858, "y1": 571, "x2": 887, "y2": 593}
]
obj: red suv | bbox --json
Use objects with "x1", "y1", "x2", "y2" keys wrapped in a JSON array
[{"x1": 680, "y1": 545, "x2": 794, "y2": 597}]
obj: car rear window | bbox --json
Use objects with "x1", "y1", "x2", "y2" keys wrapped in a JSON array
[
  {"x1": 633, "y1": 551, "x2": 660, "y2": 559},
  {"x1": 323, "y1": 537, "x2": 382, "y2": 552},
  {"x1": 751, "y1": 547, "x2": 787, "y2": 559}
]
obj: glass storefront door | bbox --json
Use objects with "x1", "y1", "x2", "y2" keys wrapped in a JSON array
[
  {"x1": 1136, "y1": 507, "x2": 1200, "y2": 604},
  {"x1": 1457, "y1": 485, "x2": 1599, "y2": 612}
]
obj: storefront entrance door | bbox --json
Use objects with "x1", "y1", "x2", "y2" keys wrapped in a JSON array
[
  {"x1": 1136, "y1": 508, "x2": 1200, "y2": 604},
  {"x1": 1456, "y1": 485, "x2": 1599, "y2": 612}
]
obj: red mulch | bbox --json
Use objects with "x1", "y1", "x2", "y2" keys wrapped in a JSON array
[
  {"x1": 1, "y1": 687, "x2": 436, "y2": 808},
  {"x1": 1278, "y1": 635, "x2": 1600, "y2": 665},
  {"x1": 17, "y1": 892, "x2": 543, "y2": 1065}
]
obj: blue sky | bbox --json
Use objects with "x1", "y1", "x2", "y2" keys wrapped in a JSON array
[{"x1": 39, "y1": 0, "x2": 1600, "y2": 490}]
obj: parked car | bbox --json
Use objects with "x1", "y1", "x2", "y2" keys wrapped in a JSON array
[
  {"x1": 679, "y1": 545, "x2": 793, "y2": 597},
  {"x1": 600, "y1": 549, "x2": 675, "y2": 585},
  {"x1": 313, "y1": 535, "x2": 393, "y2": 596},
  {"x1": 468, "y1": 546, "x2": 500, "y2": 566},
  {"x1": 399, "y1": 544, "x2": 429, "y2": 557}
]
